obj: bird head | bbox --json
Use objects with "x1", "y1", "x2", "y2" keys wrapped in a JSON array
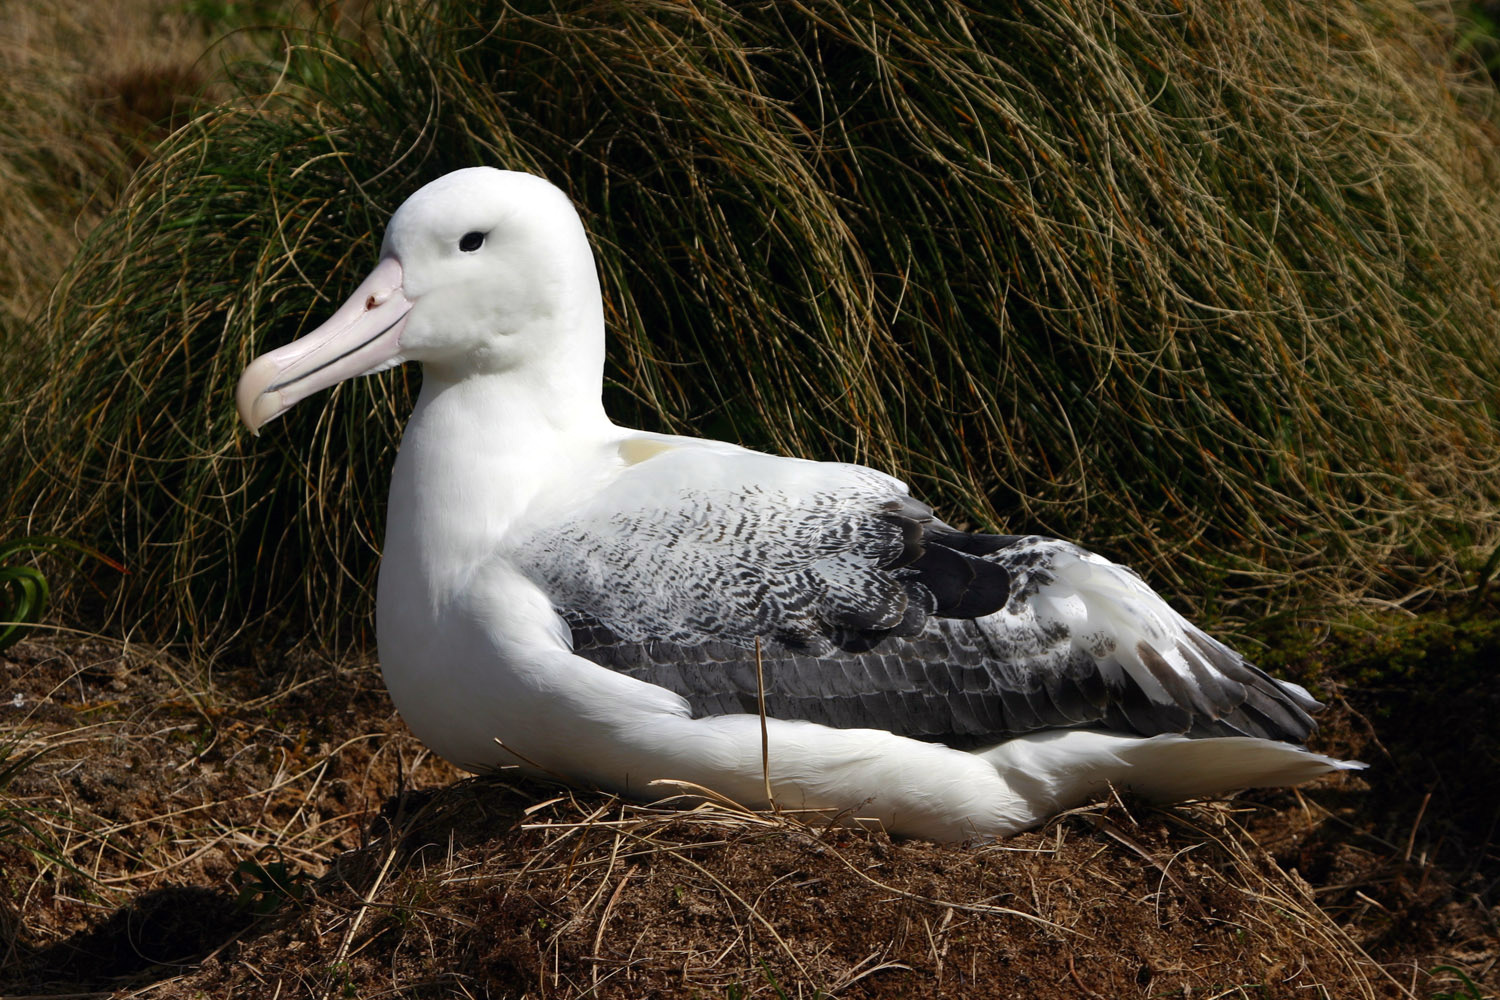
[{"x1": 236, "y1": 167, "x2": 601, "y2": 433}]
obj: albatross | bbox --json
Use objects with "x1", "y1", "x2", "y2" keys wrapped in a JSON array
[{"x1": 236, "y1": 167, "x2": 1359, "y2": 841}]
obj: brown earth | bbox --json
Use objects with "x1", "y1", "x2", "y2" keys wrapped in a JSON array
[{"x1": 1, "y1": 618, "x2": 1496, "y2": 999}]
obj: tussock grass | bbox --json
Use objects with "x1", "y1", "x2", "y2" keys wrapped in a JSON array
[{"x1": 5, "y1": 0, "x2": 1500, "y2": 648}]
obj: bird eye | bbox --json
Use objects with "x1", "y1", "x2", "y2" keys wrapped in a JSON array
[{"x1": 458, "y1": 231, "x2": 485, "y2": 252}]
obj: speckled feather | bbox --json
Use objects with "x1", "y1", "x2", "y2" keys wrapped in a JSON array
[{"x1": 517, "y1": 449, "x2": 1319, "y2": 748}]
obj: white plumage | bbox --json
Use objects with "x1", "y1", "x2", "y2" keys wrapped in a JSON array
[{"x1": 235, "y1": 168, "x2": 1360, "y2": 841}]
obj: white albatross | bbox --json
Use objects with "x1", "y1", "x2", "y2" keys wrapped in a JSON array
[{"x1": 235, "y1": 167, "x2": 1360, "y2": 841}]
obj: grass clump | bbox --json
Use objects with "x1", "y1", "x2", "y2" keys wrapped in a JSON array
[
  {"x1": 0, "y1": 536, "x2": 124, "y2": 651},
  {"x1": 4, "y1": 0, "x2": 1500, "y2": 648}
]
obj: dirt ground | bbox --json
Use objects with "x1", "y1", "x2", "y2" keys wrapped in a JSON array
[{"x1": 0, "y1": 616, "x2": 1495, "y2": 999}]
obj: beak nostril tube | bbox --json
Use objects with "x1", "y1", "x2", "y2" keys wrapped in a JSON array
[{"x1": 236, "y1": 255, "x2": 409, "y2": 432}]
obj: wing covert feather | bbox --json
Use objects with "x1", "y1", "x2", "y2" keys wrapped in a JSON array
[{"x1": 520, "y1": 446, "x2": 1320, "y2": 746}]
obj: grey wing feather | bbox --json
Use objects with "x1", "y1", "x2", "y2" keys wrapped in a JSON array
[
  {"x1": 521, "y1": 461, "x2": 1007, "y2": 655},
  {"x1": 522, "y1": 453, "x2": 1319, "y2": 746},
  {"x1": 569, "y1": 623, "x2": 1315, "y2": 749}
]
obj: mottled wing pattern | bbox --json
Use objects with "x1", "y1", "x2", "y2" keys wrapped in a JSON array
[
  {"x1": 518, "y1": 447, "x2": 1320, "y2": 746},
  {"x1": 519, "y1": 449, "x2": 1008, "y2": 656}
]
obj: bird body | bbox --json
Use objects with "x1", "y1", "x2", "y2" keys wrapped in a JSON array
[{"x1": 236, "y1": 168, "x2": 1359, "y2": 841}]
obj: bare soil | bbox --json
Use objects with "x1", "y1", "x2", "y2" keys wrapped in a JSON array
[{"x1": 0, "y1": 617, "x2": 1496, "y2": 998}]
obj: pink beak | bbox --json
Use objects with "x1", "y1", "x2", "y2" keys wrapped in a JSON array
[{"x1": 236, "y1": 256, "x2": 413, "y2": 433}]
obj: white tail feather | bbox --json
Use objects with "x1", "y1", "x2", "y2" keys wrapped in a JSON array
[{"x1": 975, "y1": 730, "x2": 1363, "y2": 832}]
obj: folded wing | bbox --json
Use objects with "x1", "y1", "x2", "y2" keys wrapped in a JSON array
[{"x1": 516, "y1": 444, "x2": 1319, "y2": 748}]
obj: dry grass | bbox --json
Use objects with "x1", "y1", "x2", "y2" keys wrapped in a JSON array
[
  {"x1": 3, "y1": 623, "x2": 1497, "y2": 997},
  {"x1": 0, "y1": 620, "x2": 1494, "y2": 995},
  {"x1": 0, "y1": 633, "x2": 458, "y2": 983},
  {"x1": 0, "y1": 0, "x2": 227, "y2": 331}
]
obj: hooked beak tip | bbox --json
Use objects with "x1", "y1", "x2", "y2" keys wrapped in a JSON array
[{"x1": 236, "y1": 354, "x2": 288, "y2": 434}]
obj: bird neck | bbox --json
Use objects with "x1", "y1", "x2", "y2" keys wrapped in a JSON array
[{"x1": 382, "y1": 365, "x2": 614, "y2": 589}]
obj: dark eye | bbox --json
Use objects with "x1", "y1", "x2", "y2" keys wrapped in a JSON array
[{"x1": 458, "y1": 231, "x2": 485, "y2": 252}]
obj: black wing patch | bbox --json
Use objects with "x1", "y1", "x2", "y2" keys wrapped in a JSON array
[{"x1": 801, "y1": 499, "x2": 1020, "y2": 653}]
